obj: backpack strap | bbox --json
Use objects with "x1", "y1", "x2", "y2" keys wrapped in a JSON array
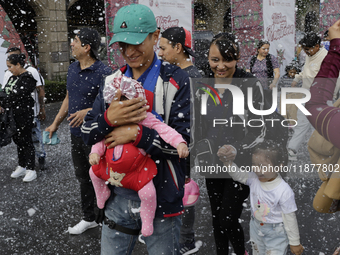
[{"x1": 103, "y1": 216, "x2": 140, "y2": 235}]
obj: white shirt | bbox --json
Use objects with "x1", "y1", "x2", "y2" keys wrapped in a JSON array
[
  {"x1": 228, "y1": 165, "x2": 301, "y2": 245},
  {"x1": 246, "y1": 173, "x2": 297, "y2": 223},
  {"x1": 294, "y1": 47, "x2": 340, "y2": 99}
]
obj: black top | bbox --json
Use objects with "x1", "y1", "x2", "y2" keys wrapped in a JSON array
[
  {"x1": 1, "y1": 71, "x2": 36, "y2": 117},
  {"x1": 195, "y1": 68, "x2": 265, "y2": 168},
  {"x1": 183, "y1": 65, "x2": 202, "y2": 79}
]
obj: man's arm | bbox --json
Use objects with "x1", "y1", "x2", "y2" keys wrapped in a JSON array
[
  {"x1": 45, "y1": 91, "x2": 69, "y2": 138},
  {"x1": 292, "y1": 69, "x2": 303, "y2": 85},
  {"x1": 37, "y1": 85, "x2": 46, "y2": 121}
]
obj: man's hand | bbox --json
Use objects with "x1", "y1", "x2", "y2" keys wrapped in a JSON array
[
  {"x1": 67, "y1": 108, "x2": 90, "y2": 128},
  {"x1": 45, "y1": 123, "x2": 58, "y2": 139},
  {"x1": 217, "y1": 145, "x2": 237, "y2": 163},
  {"x1": 329, "y1": 19, "x2": 340, "y2": 40},
  {"x1": 106, "y1": 89, "x2": 148, "y2": 126},
  {"x1": 269, "y1": 83, "x2": 276, "y2": 90},
  {"x1": 105, "y1": 124, "x2": 139, "y2": 149},
  {"x1": 290, "y1": 244, "x2": 304, "y2": 255}
]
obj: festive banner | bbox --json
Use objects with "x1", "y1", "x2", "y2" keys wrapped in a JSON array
[
  {"x1": 105, "y1": 0, "x2": 193, "y2": 69},
  {"x1": 0, "y1": 5, "x2": 27, "y2": 86},
  {"x1": 263, "y1": 0, "x2": 295, "y2": 77},
  {"x1": 232, "y1": 0, "x2": 295, "y2": 77},
  {"x1": 138, "y1": 0, "x2": 192, "y2": 35},
  {"x1": 319, "y1": 0, "x2": 340, "y2": 34},
  {"x1": 231, "y1": 0, "x2": 263, "y2": 68}
]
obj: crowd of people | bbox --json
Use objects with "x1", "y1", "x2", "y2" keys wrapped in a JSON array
[{"x1": 1, "y1": 3, "x2": 340, "y2": 255}]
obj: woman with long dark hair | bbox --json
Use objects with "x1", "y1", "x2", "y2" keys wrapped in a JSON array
[
  {"x1": 199, "y1": 33, "x2": 266, "y2": 255},
  {"x1": 1, "y1": 54, "x2": 37, "y2": 181},
  {"x1": 246, "y1": 40, "x2": 280, "y2": 91}
]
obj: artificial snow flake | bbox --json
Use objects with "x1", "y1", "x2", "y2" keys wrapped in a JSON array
[{"x1": 27, "y1": 208, "x2": 36, "y2": 217}]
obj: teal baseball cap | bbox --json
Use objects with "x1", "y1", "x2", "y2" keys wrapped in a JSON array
[{"x1": 109, "y1": 4, "x2": 157, "y2": 46}]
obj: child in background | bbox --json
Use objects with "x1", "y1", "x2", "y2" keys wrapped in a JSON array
[
  {"x1": 218, "y1": 140, "x2": 304, "y2": 255},
  {"x1": 278, "y1": 63, "x2": 302, "y2": 126},
  {"x1": 278, "y1": 62, "x2": 301, "y2": 90},
  {"x1": 89, "y1": 75, "x2": 189, "y2": 237}
]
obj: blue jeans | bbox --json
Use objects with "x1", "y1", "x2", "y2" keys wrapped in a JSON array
[
  {"x1": 32, "y1": 117, "x2": 46, "y2": 158},
  {"x1": 101, "y1": 193, "x2": 181, "y2": 255},
  {"x1": 250, "y1": 217, "x2": 289, "y2": 255}
]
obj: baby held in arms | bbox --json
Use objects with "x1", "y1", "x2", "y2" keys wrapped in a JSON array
[{"x1": 89, "y1": 76, "x2": 188, "y2": 236}]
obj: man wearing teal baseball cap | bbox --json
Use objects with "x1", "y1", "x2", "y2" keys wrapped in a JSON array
[
  {"x1": 109, "y1": 4, "x2": 158, "y2": 46},
  {"x1": 81, "y1": 4, "x2": 191, "y2": 255}
]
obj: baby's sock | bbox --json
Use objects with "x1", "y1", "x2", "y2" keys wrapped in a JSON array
[
  {"x1": 138, "y1": 181, "x2": 156, "y2": 237},
  {"x1": 89, "y1": 167, "x2": 111, "y2": 209}
]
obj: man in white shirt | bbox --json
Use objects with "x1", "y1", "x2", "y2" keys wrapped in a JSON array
[
  {"x1": 288, "y1": 33, "x2": 340, "y2": 161},
  {"x1": 3, "y1": 47, "x2": 46, "y2": 172}
]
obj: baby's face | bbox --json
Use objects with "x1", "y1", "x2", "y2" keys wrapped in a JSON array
[
  {"x1": 288, "y1": 69, "x2": 297, "y2": 78},
  {"x1": 252, "y1": 153, "x2": 278, "y2": 182}
]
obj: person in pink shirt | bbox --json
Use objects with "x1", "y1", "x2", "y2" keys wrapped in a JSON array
[{"x1": 89, "y1": 75, "x2": 189, "y2": 237}]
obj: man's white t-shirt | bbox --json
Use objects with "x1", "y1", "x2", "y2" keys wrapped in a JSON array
[{"x1": 2, "y1": 64, "x2": 44, "y2": 117}]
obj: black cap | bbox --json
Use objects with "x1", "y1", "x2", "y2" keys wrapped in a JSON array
[
  {"x1": 161, "y1": 27, "x2": 196, "y2": 58},
  {"x1": 77, "y1": 28, "x2": 101, "y2": 60},
  {"x1": 6, "y1": 47, "x2": 21, "y2": 54}
]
